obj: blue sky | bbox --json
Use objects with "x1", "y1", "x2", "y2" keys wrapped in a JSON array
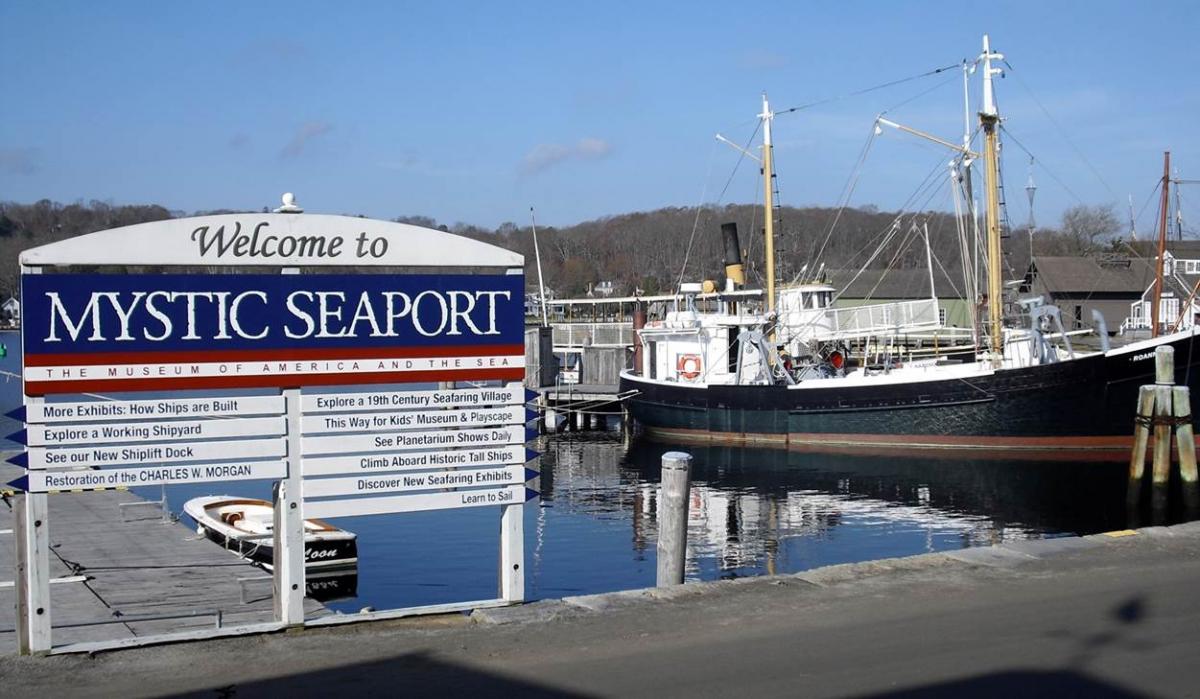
[{"x1": 1, "y1": 1, "x2": 1196, "y2": 232}]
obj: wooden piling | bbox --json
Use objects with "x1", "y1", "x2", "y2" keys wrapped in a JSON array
[
  {"x1": 1129, "y1": 385, "x2": 1155, "y2": 483},
  {"x1": 1152, "y1": 347, "x2": 1175, "y2": 487},
  {"x1": 1173, "y1": 386, "x2": 1198, "y2": 484},
  {"x1": 1153, "y1": 385, "x2": 1173, "y2": 487},
  {"x1": 1155, "y1": 345, "x2": 1175, "y2": 385},
  {"x1": 656, "y1": 451, "x2": 692, "y2": 587}
]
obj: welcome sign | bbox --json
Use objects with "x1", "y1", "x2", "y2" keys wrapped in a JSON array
[
  {"x1": 11, "y1": 213, "x2": 535, "y2": 655},
  {"x1": 22, "y1": 272, "x2": 525, "y2": 394}
]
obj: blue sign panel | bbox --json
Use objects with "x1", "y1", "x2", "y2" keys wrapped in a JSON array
[{"x1": 21, "y1": 273, "x2": 525, "y2": 394}]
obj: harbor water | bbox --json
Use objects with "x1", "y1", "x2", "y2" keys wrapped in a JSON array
[{"x1": 0, "y1": 331, "x2": 1184, "y2": 615}]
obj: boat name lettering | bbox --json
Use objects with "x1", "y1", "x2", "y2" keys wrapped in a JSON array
[{"x1": 1131, "y1": 352, "x2": 1156, "y2": 362}]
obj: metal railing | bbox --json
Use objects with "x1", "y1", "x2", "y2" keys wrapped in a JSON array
[
  {"x1": 551, "y1": 322, "x2": 635, "y2": 348},
  {"x1": 812, "y1": 299, "x2": 942, "y2": 340}
]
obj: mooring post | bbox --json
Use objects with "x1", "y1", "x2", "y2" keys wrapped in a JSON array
[
  {"x1": 656, "y1": 451, "x2": 692, "y2": 587},
  {"x1": 1174, "y1": 384, "x2": 1200, "y2": 513},
  {"x1": 1152, "y1": 346, "x2": 1175, "y2": 488},
  {"x1": 1173, "y1": 385, "x2": 1198, "y2": 483},
  {"x1": 1129, "y1": 385, "x2": 1155, "y2": 484}
]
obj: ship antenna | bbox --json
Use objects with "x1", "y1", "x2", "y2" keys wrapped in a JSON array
[
  {"x1": 1025, "y1": 158, "x2": 1037, "y2": 261},
  {"x1": 1128, "y1": 194, "x2": 1138, "y2": 242}
]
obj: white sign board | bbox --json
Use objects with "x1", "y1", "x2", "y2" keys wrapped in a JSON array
[
  {"x1": 16, "y1": 460, "x2": 289, "y2": 493},
  {"x1": 24, "y1": 437, "x2": 287, "y2": 470},
  {"x1": 303, "y1": 465, "x2": 536, "y2": 499},
  {"x1": 302, "y1": 425, "x2": 531, "y2": 456},
  {"x1": 302, "y1": 444, "x2": 533, "y2": 477},
  {"x1": 301, "y1": 385, "x2": 529, "y2": 414},
  {"x1": 16, "y1": 395, "x2": 286, "y2": 424},
  {"x1": 23, "y1": 416, "x2": 287, "y2": 447},
  {"x1": 20, "y1": 214, "x2": 524, "y2": 268},
  {"x1": 301, "y1": 404, "x2": 530, "y2": 434},
  {"x1": 305, "y1": 484, "x2": 537, "y2": 519}
]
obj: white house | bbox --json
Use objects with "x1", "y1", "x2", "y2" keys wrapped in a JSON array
[
  {"x1": 1122, "y1": 242, "x2": 1200, "y2": 334},
  {"x1": 1, "y1": 297, "x2": 18, "y2": 325}
]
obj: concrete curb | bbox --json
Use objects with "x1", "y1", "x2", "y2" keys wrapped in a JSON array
[
  {"x1": 471, "y1": 521, "x2": 1200, "y2": 628},
  {"x1": 794, "y1": 552, "x2": 956, "y2": 586},
  {"x1": 997, "y1": 535, "x2": 1104, "y2": 558},
  {"x1": 471, "y1": 600, "x2": 576, "y2": 625}
]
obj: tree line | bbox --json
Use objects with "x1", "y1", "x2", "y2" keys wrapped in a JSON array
[{"x1": 0, "y1": 198, "x2": 1123, "y2": 300}]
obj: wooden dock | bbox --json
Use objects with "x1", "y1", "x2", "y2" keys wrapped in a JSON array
[
  {"x1": 536, "y1": 383, "x2": 632, "y2": 432},
  {"x1": 0, "y1": 454, "x2": 328, "y2": 653}
]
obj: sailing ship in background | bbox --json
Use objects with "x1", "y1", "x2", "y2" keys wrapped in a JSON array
[{"x1": 620, "y1": 35, "x2": 1200, "y2": 460}]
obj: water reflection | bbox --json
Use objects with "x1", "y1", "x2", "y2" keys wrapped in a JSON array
[{"x1": 536, "y1": 432, "x2": 1137, "y2": 582}]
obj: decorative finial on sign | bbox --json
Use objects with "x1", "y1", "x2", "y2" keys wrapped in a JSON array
[{"x1": 274, "y1": 192, "x2": 303, "y2": 213}]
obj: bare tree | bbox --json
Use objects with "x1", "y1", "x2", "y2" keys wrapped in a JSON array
[{"x1": 1059, "y1": 204, "x2": 1120, "y2": 252}]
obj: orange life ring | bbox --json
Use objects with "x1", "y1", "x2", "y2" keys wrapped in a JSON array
[{"x1": 677, "y1": 354, "x2": 702, "y2": 380}]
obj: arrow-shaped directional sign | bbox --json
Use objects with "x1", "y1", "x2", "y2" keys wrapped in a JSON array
[
  {"x1": 304, "y1": 484, "x2": 540, "y2": 519},
  {"x1": 15, "y1": 437, "x2": 287, "y2": 470},
  {"x1": 302, "y1": 424, "x2": 536, "y2": 456},
  {"x1": 303, "y1": 465, "x2": 538, "y2": 499},
  {"x1": 301, "y1": 386, "x2": 537, "y2": 414},
  {"x1": 11, "y1": 416, "x2": 287, "y2": 447},
  {"x1": 11, "y1": 396, "x2": 285, "y2": 424},
  {"x1": 7, "y1": 459, "x2": 289, "y2": 493},
  {"x1": 302, "y1": 445, "x2": 539, "y2": 477},
  {"x1": 300, "y1": 405, "x2": 536, "y2": 435}
]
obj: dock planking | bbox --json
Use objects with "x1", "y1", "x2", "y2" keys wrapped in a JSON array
[{"x1": 0, "y1": 455, "x2": 328, "y2": 653}]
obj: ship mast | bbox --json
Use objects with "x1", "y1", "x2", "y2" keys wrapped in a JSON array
[
  {"x1": 760, "y1": 94, "x2": 777, "y2": 329},
  {"x1": 979, "y1": 35, "x2": 1005, "y2": 363},
  {"x1": 1151, "y1": 151, "x2": 1171, "y2": 337}
]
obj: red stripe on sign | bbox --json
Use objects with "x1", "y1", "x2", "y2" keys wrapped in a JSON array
[
  {"x1": 23, "y1": 344, "x2": 527, "y2": 367},
  {"x1": 24, "y1": 367, "x2": 526, "y2": 396}
]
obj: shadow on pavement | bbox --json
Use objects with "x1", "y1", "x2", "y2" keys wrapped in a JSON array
[
  {"x1": 856, "y1": 670, "x2": 1152, "y2": 698},
  {"x1": 172, "y1": 650, "x2": 595, "y2": 698},
  {"x1": 857, "y1": 595, "x2": 1156, "y2": 698}
]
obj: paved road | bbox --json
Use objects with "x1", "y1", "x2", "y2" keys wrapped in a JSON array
[{"x1": 2, "y1": 524, "x2": 1199, "y2": 698}]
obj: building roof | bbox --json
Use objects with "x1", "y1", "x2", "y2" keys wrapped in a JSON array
[
  {"x1": 1028, "y1": 256, "x2": 1156, "y2": 295},
  {"x1": 1127, "y1": 240, "x2": 1200, "y2": 259},
  {"x1": 826, "y1": 268, "x2": 967, "y2": 301}
]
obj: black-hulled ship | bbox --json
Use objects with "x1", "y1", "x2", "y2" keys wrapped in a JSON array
[{"x1": 620, "y1": 36, "x2": 1200, "y2": 460}]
